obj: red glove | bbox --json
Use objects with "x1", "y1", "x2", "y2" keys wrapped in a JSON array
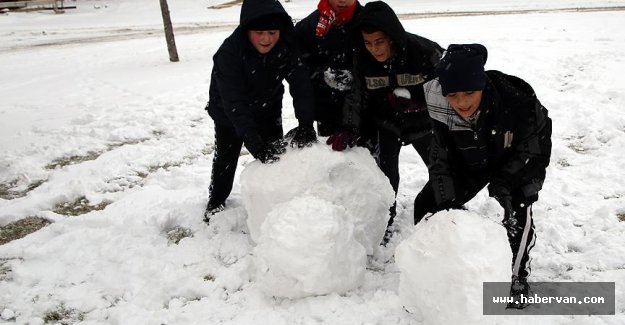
[
  {"x1": 388, "y1": 91, "x2": 419, "y2": 114},
  {"x1": 326, "y1": 131, "x2": 357, "y2": 151}
]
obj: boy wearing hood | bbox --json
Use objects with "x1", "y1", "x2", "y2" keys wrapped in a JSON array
[
  {"x1": 417, "y1": 44, "x2": 552, "y2": 308},
  {"x1": 204, "y1": 0, "x2": 317, "y2": 221},
  {"x1": 326, "y1": 1, "x2": 443, "y2": 240},
  {"x1": 295, "y1": 0, "x2": 363, "y2": 136}
]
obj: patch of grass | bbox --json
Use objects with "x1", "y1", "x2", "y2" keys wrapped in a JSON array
[
  {"x1": 567, "y1": 143, "x2": 588, "y2": 153},
  {"x1": 0, "y1": 179, "x2": 45, "y2": 200},
  {"x1": 564, "y1": 134, "x2": 591, "y2": 154},
  {"x1": 166, "y1": 226, "x2": 193, "y2": 245},
  {"x1": 0, "y1": 180, "x2": 17, "y2": 199},
  {"x1": 557, "y1": 158, "x2": 571, "y2": 167},
  {"x1": 618, "y1": 213, "x2": 625, "y2": 222},
  {"x1": 43, "y1": 303, "x2": 84, "y2": 324},
  {"x1": 46, "y1": 151, "x2": 103, "y2": 170},
  {"x1": 147, "y1": 161, "x2": 184, "y2": 174},
  {"x1": 108, "y1": 137, "x2": 150, "y2": 149},
  {"x1": 203, "y1": 274, "x2": 215, "y2": 282},
  {"x1": 103, "y1": 171, "x2": 149, "y2": 193},
  {"x1": 152, "y1": 130, "x2": 165, "y2": 137},
  {"x1": 0, "y1": 259, "x2": 12, "y2": 281},
  {"x1": 25, "y1": 179, "x2": 44, "y2": 193},
  {"x1": 0, "y1": 217, "x2": 52, "y2": 245},
  {"x1": 46, "y1": 138, "x2": 152, "y2": 170},
  {"x1": 53, "y1": 196, "x2": 110, "y2": 216}
]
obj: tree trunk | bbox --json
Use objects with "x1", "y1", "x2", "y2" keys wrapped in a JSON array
[{"x1": 159, "y1": 0, "x2": 179, "y2": 62}]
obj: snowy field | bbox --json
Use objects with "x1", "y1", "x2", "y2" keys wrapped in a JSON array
[{"x1": 1, "y1": 0, "x2": 625, "y2": 323}]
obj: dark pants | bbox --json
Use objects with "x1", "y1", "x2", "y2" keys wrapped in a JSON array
[
  {"x1": 207, "y1": 123, "x2": 282, "y2": 209},
  {"x1": 317, "y1": 120, "x2": 341, "y2": 137},
  {"x1": 315, "y1": 102, "x2": 344, "y2": 137},
  {"x1": 314, "y1": 88, "x2": 347, "y2": 137},
  {"x1": 377, "y1": 129, "x2": 430, "y2": 194},
  {"x1": 377, "y1": 129, "x2": 430, "y2": 228},
  {"x1": 414, "y1": 178, "x2": 536, "y2": 279}
]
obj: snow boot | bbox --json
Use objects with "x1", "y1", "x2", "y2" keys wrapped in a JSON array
[
  {"x1": 506, "y1": 275, "x2": 531, "y2": 309},
  {"x1": 381, "y1": 203, "x2": 397, "y2": 246},
  {"x1": 203, "y1": 203, "x2": 225, "y2": 224}
]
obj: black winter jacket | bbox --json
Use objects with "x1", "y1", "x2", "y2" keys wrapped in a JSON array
[
  {"x1": 343, "y1": 1, "x2": 443, "y2": 141},
  {"x1": 294, "y1": 3, "x2": 363, "y2": 121},
  {"x1": 207, "y1": 0, "x2": 315, "y2": 142},
  {"x1": 424, "y1": 70, "x2": 552, "y2": 205}
]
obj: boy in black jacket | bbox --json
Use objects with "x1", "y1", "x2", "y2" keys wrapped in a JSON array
[
  {"x1": 326, "y1": 1, "x2": 442, "y2": 240},
  {"x1": 295, "y1": 0, "x2": 363, "y2": 136},
  {"x1": 204, "y1": 0, "x2": 317, "y2": 221},
  {"x1": 415, "y1": 44, "x2": 552, "y2": 308}
]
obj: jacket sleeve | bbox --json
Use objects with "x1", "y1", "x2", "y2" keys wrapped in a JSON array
[
  {"x1": 341, "y1": 55, "x2": 367, "y2": 134},
  {"x1": 213, "y1": 44, "x2": 260, "y2": 139},
  {"x1": 285, "y1": 55, "x2": 316, "y2": 127},
  {"x1": 411, "y1": 34, "x2": 444, "y2": 71},
  {"x1": 294, "y1": 16, "x2": 317, "y2": 68},
  {"x1": 428, "y1": 119, "x2": 458, "y2": 206},
  {"x1": 427, "y1": 41, "x2": 444, "y2": 68},
  {"x1": 491, "y1": 99, "x2": 552, "y2": 199}
]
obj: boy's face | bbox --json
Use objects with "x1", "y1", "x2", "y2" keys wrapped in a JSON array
[
  {"x1": 247, "y1": 30, "x2": 280, "y2": 54},
  {"x1": 362, "y1": 31, "x2": 394, "y2": 62},
  {"x1": 446, "y1": 91, "x2": 483, "y2": 119},
  {"x1": 328, "y1": 0, "x2": 355, "y2": 13}
]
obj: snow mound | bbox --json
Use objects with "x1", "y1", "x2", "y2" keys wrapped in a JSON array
[
  {"x1": 395, "y1": 210, "x2": 511, "y2": 324},
  {"x1": 241, "y1": 143, "x2": 394, "y2": 298},
  {"x1": 241, "y1": 143, "x2": 395, "y2": 254},
  {"x1": 254, "y1": 196, "x2": 366, "y2": 298}
]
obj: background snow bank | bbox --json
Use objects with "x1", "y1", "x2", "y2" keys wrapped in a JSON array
[
  {"x1": 395, "y1": 210, "x2": 511, "y2": 324},
  {"x1": 241, "y1": 144, "x2": 395, "y2": 254}
]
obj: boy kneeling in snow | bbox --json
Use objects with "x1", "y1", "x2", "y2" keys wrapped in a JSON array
[
  {"x1": 204, "y1": 0, "x2": 318, "y2": 221},
  {"x1": 414, "y1": 44, "x2": 552, "y2": 308},
  {"x1": 327, "y1": 1, "x2": 443, "y2": 243}
]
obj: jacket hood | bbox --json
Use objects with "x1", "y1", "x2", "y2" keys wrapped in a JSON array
[
  {"x1": 354, "y1": 1, "x2": 407, "y2": 49},
  {"x1": 239, "y1": 0, "x2": 292, "y2": 30}
]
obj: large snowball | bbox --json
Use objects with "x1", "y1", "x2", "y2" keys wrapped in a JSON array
[
  {"x1": 241, "y1": 144, "x2": 395, "y2": 254},
  {"x1": 395, "y1": 210, "x2": 511, "y2": 324},
  {"x1": 254, "y1": 196, "x2": 366, "y2": 298}
]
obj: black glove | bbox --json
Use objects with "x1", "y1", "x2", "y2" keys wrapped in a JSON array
[
  {"x1": 286, "y1": 125, "x2": 318, "y2": 148},
  {"x1": 245, "y1": 134, "x2": 287, "y2": 164},
  {"x1": 256, "y1": 139, "x2": 288, "y2": 163},
  {"x1": 488, "y1": 181, "x2": 514, "y2": 218}
]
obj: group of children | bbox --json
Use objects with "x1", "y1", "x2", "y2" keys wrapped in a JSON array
[{"x1": 204, "y1": 0, "x2": 552, "y2": 309}]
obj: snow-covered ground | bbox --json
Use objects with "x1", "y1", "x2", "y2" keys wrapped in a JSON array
[{"x1": 1, "y1": 0, "x2": 625, "y2": 323}]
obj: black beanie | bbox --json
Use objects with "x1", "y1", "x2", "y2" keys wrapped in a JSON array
[
  {"x1": 246, "y1": 14, "x2": 284, "y2": 31},
  {"x1": 436, "y1": 44, "x2": 488, "y2": 96}
]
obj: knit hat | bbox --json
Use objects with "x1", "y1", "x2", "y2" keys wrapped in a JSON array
[
  {"x1": 436, "y1": 44, "x2": 488, "y2": 96},
  {"x1": 246, "y1": 13, "x2": 284, "y2": 31}
]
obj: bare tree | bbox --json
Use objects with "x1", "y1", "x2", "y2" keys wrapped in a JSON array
[{"x1": 159, "y1": 0, "x2": 179, "y2": 62}]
